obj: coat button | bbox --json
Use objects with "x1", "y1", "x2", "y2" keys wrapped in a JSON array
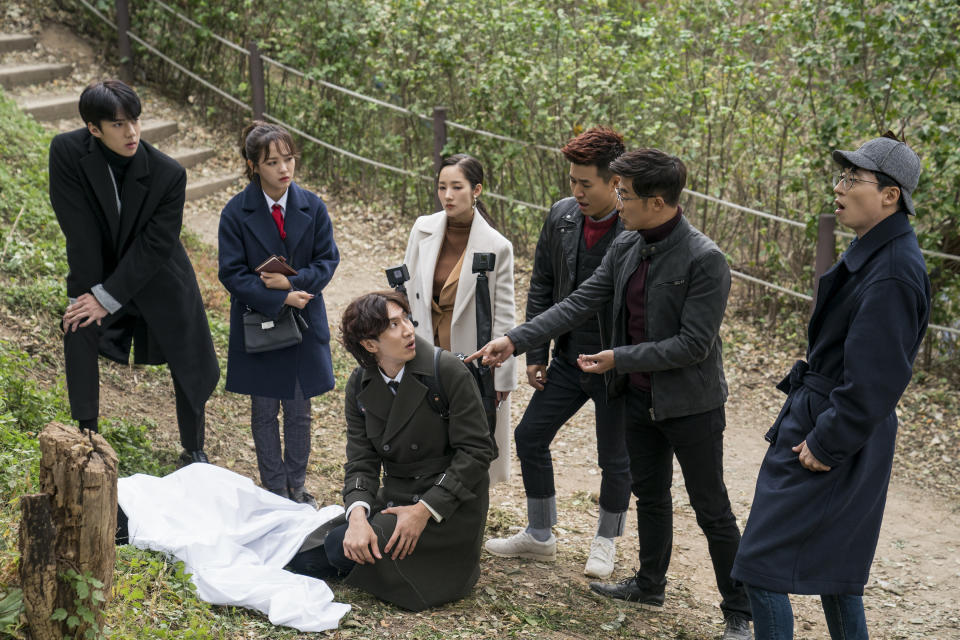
[
  {"x1": 416, "y1": 292, "x2": 420, "y2": 299},
  {"x1": 411, "y1": 494, "x2": 419, "y2": 502},
  {"x1": 410, "y1": 443, "x2": 419, "y2": 451},
  {"x1": 386, "y1": 501, "x2": 394, "y2": 508},
  {"x1": 382, "y1": 444, "x2": 391, "y2": 452}
]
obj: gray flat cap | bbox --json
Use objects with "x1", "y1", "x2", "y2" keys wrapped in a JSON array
[{"x1": 832, "y1": 137, "x2": 922, "y2": 215}]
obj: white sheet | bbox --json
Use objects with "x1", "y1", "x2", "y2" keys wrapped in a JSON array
[{"x1": 118, "y1": 464, "x2": 350, "y2": 632}]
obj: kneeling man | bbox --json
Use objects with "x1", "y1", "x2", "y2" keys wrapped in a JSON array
[{"x1": 293, "y1": 291, "x2": 494, "y2": 611}]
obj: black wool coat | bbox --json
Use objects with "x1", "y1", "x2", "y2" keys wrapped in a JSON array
[
  {"x1": 342, "y1": 335, "x2": 494, "y2": 611},
  {"x1": 49, "y1": 128, "x2": 219, "y2": 411},
  {"x1": 733, "y1": 212, "x2": 931, "y2": 595}
]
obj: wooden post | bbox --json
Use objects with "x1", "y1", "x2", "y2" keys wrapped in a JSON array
[
  {"x1": 19, "y1": 423, "x2": 119, "y2": 639},
  {"x1": 432, "y1": 106, "x2": 447, "y2": 211},
  {"x1": 812, "y1": 213, "x2": 836, "y2": 307},
  {"x1": 248, "y1": 40, "x2": 266, "y2": 121},
  {"x1": 116, "y1": 0, "x2": 133, "y2": 84}
]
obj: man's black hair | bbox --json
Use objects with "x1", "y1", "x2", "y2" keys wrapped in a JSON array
[
  {"x1": 78, "y1": 80, "x2": 142, "y2": 127},
  {"x1": 609, "y1": 148, "x2": 687, "y2": 206}
]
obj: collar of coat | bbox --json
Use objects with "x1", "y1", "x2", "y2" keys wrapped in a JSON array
[
  {"x1": 357, "y1": 335, "x2": 437, "y2": 443},
  {"x1": 619, "y1": 214, "x2": 692, "y2": 260},
  {"x1": 240, "y1": 180, "x2": 313, "y2": 258},
  {"x1": 79, "y1": 132, "x2": 151, "y2": 248},
  {"x1": 841, "y1": 212, "x2": 914, "y2": 273}
]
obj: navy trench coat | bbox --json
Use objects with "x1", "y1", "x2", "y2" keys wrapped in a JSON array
[
  {"x1": 732, "y1": 212, "x2": 930, "y2": 595},
  {"x1": 218, "y1": 181, "x2": 339, "y2": 399}
]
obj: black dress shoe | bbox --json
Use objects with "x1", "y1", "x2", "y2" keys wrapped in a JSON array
[
  {"x1": 589, "y1": 571, "x2": 665, "y2": 609},
  {"x1": 179, "y1": 449, "x2": 210, "y2": 465},
  {"x1": 290, "y1": 487, "x2": 318, "y2": 509}
]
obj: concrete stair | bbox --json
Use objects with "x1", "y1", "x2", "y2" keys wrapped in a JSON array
[
  {"x1": 0, "y1": 62, "x2": 72, "y2": 88},
  {"x1": 16, "y1": 94, "x2": 76, "y2": 121},
  {"x1": 169, "y1": 147, "x2": 215, "y2": 169},
  {"x1": 185, "y1": 175, "x2": 241, "y2": 202},
  {"x1": 3, "y1": 30, "x2": 238, "y2": 211},
  {"x1": 0, "y1": 34, "x2": 35, "y2": 53},
  {"x1": 139, "y1": 119, "x2": 178, "y2": 144}
]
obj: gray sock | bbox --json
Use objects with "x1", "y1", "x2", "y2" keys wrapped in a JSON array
[
  {"x1": 596, "y1": 506, "x2": 626, "y2": 539},
  {"x1": 525, "y1": 496, "x2": 557, "y2": 541}
]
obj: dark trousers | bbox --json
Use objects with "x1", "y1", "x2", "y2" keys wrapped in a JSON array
[
  {"x1": 287, "y1": 522, "x2": 354, "y2": 580},
  {"x1": 250, "y1": 380, "x2": 311, "y2": 494},
  {"x1": 514, "y1": 354, "x2": 631, "y2": 513},
  {"x1": 64, "y1": 322, "x2": 205, "y2": 451},
  {"x1": 625, "y1": 390, "x2": 750, "y2": 618}
]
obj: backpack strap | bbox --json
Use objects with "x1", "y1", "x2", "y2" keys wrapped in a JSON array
[{"x1": 422, "y1": 346, "x2": 449, "y2": 420}]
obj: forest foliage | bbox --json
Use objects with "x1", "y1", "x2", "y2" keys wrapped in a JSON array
[{"x1": 65, "y1": 0, "x2": 960, "y2": 352}]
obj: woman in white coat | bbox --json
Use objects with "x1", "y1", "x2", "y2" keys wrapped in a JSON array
[{"x1": 403, "y1": 154, "x2": 516, "y2": 484}]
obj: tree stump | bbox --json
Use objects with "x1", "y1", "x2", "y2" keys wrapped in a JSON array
[{"x1": 19, "y1": 422, "x2": 119, "y2": 639}]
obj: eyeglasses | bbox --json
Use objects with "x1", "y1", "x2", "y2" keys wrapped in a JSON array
[
  {"x1": 834, "y1": 172, "x2": 880, "y2": 191},
  {"x1": 616, "y1": 188, "x2": 658, "y2": 205}
]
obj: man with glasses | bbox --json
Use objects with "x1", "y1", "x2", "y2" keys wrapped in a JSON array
[
  {"x1": 469, "y1": 149, "x2": 752, "y2": 639},
  {"x1": 733, "y1": 135, "x2": 931, "y2": 639}
]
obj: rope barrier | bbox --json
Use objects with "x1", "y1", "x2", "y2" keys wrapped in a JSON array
[
  {"x1": 126, "y1": 31, "x2": 252, "y2": 113},
  {"x1": 75, "y1": 0, "x2": 115, "y2": 29},
  {"x1": 262, "y1": 113, "x2": 549, "y2": 212},
  {"x1": 685, "y1": 189, "x2": 807, "y2": 229},
  {"x1": 261, "y1": 55, "x2": 429, "y2": 120},
  {"x1": 147, "y1": 0, "x2": 249, "y2": 55},
  {"x1": 730, "y1": 270, "x2": 813, "y2": 301}
]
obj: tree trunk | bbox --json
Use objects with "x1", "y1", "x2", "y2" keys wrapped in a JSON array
[{"x1": 19, "y1": 422, "x2": 119, "y2": 639}]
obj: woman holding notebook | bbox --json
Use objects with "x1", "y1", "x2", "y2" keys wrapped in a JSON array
[{"x1": 218, "y1": 121, "x2": 340, "y2": 506}]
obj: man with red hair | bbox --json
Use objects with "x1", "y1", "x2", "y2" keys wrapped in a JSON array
[{"x1": 484, "y1": 127, "x2": 630, "y2": 579}]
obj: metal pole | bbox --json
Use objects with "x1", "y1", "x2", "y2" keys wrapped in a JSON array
[
  {"x1": 116, "y1": 0, "x2": 133, "y2": 84},
  {"x1": 812, "y1": 213, "x2": 836, "y2": 307},
  {"x1": 248, "y1": 41, "x2": 266, "y2": 121},
  {"x1": 432, "y1": 106, "x2": 447, "y2": 211}
]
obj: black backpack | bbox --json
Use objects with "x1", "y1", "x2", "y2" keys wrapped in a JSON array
[{"x1": 353, "y1": 346, "x2": 498, "y2": 456}]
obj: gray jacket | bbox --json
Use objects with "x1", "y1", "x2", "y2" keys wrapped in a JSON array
[{"x1": 508, "y1": 215, "x2": 730, "y2": 420}]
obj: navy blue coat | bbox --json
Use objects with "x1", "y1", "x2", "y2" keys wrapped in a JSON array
[
  {"x1": 218, "y1": 181, "x2": 339, "y2": 399},
  {"x1": 733, "y1": 212, "x2": 930, "y2": 595}
]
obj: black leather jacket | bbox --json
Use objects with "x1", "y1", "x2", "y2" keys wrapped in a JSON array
[
  {"x1": 525, "y1": 197, "x2": 623, "y2": 365},
  {"x1": 509, "y1": 216, "x2": 730, "y2": 420}
]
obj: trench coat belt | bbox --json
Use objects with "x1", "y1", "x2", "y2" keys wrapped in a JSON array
[
  {"x1": 764, "y1": 359, "x2": 838, "y2": 444},
  {"x1": 382, "y1": 454, "x2": 453, "y2": 478}
]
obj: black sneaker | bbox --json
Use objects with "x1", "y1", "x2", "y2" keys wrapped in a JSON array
[
  {"x1": 589, "y1": 570, "x2": 665, "y2": 609},
  {"x1": 722, "y1": 613, "x2": 752, "y2": 640},
  {"x1": 179, "y1": 449, "x2": 210, "y2": 465},
  {"x1": 290, "y1": 487, "x2": 318, "y2": 509}
]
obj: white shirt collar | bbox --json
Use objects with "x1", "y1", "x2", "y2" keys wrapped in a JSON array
[
  {"x1": 263, "y1": 188, "x2": 289, "y2": 217},
  {"x1": 379, "y1": 366, "x2": 405, "y2": 391}
]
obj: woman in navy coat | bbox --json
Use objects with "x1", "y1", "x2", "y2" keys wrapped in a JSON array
[
  {"x1": 733, "y1": 136, "x2": 931, "y2": 639},
  {"x1": 218, "y1": 122, "x2": 339, "y2": 506}
]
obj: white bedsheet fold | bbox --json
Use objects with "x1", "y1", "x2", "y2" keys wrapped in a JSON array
[{"x1": 118, "y1": 464, "x2": 350, "y2": 632}]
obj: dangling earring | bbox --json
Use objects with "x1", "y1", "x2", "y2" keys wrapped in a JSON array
[{"x1": 473, "y1": 196, "x2": 478, "y2": 208}]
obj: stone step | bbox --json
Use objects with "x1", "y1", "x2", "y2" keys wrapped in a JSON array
[
  {"x1": 0, "y1": 62, "x2": 72, "y2": 88},
  {"x1": 140, "y1": 119, "x2": 178, "y2": 144},
  {"x1": 185, "y1": 174, "x2": 240, "y2": 202},
  {"x1": 17, "y1": 94, "x2": 76, "y2": 121},
  {"x1": 168, "y1": 147, "x2": 215, "y2": 169},
  {"x1": 0, "y1": 34, "x2": 36, "y2": 54}
]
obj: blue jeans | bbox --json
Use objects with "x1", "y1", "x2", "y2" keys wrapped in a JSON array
[
  {"x1": 250, "y1": 380, "x2": 311, "y2": 494},
  {"x1": 514, "y1": 354, "x2": 631, "y2": 513},
  {"x1": 746, "y1": 584, "x2": 868, "y2": 639}
]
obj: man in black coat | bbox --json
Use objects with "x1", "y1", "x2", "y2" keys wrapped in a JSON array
[
  {"x1": 50, "y1": 80, "x2": 219, "y2": 464},
  {"x1": 732, "y1": 135, "x2": 931, "y2": 639},
  {"x1": 484, "y1": 127, "x2": 631, "y2": 579},
  {"x1": 470, "y1": 149, "x2": 752, "y2": 639}
]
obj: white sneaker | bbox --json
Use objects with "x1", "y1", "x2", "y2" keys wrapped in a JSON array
[
  {"x1": 584, "y1": 536, "x2": 615, "y2": 578},
  {"x1": 484, "y1": 530, "x2": 557, "y2": 561}
]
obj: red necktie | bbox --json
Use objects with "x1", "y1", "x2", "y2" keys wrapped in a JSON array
[{"x1": 271, "y1": 203, "x2": 286, "y2": 239}]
